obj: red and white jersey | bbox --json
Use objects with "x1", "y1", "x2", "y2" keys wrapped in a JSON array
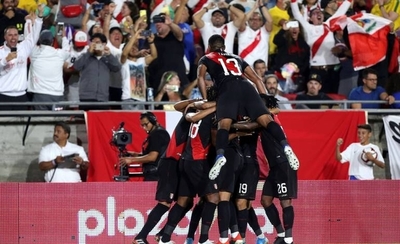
[
  {"x1": 238, "y1": 26, "x2": 269, "y2": 67},
  {"x1": 199, "y1": 21, "x2": 238, "y2": 53},
  {"x1": 290, "y1": 0, "x2": 351, "y2": 66}
]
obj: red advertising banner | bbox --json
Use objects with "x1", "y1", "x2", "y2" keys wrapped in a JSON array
[
  {"x1": 86, "y1": 111, "x2": 366, "y2": 181},
  {"x1": 1, "y1": 181, "x2": 399, "y2": 244}
]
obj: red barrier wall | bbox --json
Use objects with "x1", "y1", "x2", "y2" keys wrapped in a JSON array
[
  {"x1": 86, "y1": 111, "x2": 367, "y2": 181},
  {"x1": 1, "y1": 181, "x2": 399, "y2": 244}
]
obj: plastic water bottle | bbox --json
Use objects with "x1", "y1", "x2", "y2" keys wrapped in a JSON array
[{"x1": 147, "y1": 87, "x2": 154, "y2": 110}]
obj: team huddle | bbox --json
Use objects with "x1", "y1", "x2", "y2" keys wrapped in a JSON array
[{"x1": 132, "y1": 35, "x2": 299, "y2": 244}]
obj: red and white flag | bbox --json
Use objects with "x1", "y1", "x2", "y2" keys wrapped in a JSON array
[{"x1": 338, "y1": 13, "x2": 392, "y2": 71}]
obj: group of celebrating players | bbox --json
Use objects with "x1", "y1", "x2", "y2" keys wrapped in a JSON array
[{"x1": 132, "y1": 34, "x2": 300, "y2": 244}]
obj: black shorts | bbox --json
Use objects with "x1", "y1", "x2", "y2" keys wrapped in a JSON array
[
  {"x1": 216, "y1": 79, "x2": 269, "y2": 122},
  {"x1": 155, "y1": 158, "x2": 180, "y2": 203},
  {"x1": 235, "y1": 155, "x2": 259, "y2": 200},
  {"x1": 262, "y1": 161, "x2": 298, "y2": 200},
  {"x1": 217, "y1": 143, "x2": 242, "y2": 193},
  {"x1": 260, "y1": 129, "x2": 297, "y2": 199},
  {"x1": 178, "y1": 159, "x2": 218, "y2": 198}
]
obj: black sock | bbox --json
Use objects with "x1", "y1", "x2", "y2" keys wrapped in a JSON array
[
  {"x1": 237, "y1": 209, "x2": 249, "y2": 238},
  {"x1": 266, "y1": 122, "x2": 287, "y2": 146},
  {"x1": 161, "y1": 204, "x2": 186, "y2": 242},
  {"x1": 157, "y1": 202, "x2": 192, "y2": 239},
  {"x1": 215, "y1": 129, "x2": 229, "y2": 156},
  {"x1": 229, "y1": 201, "x2": 239, "y2": 233},
  {"x1": 136, "y1": 203, "x2": 169, "y2": 240},
  {"x1": 248, "y1": 207, "x2": 262, "y2": 236},
  {"x1": 218, "y1": 201, "x2": 230, "y2": 238},
  {"x1": 264, "y1": 203, "x2": 284, "y2": 234},
  {"x1": 199, "y1": 201, "x2": 217, "y2": 243},
  {"x1": 188, "y1": 201, "x2": 205, "y2": 239},
  {"x1": 283, "y1": 206, "x2": 294, "y2": 238}
]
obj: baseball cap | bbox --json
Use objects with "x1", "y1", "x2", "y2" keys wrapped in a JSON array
[
  {"x1": 74, "y1": 31, "x2": 88, "y2": 47},
  {"x1": 38, "y1": 30, "x2": 54, "y2": 46},
  {"x1": 308, "y1": 73, "x2": 322, "y2": 84},
  {"x1": 357, "y1": 124, "x2": 372, "y2": 132},
  {"x1": 212, "y1": 9, "x2": 226, "y2": 17},
  {"x1": 309, "y1": 7, "x2": 322, "y2": 16}
]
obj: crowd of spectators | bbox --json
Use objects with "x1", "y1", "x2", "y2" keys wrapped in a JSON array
[{"x1": 0, "y1": 0, "x2": 399, "y2": 111}]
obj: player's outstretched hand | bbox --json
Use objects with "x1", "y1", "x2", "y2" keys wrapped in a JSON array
[{"x1": 337, "y1": 138, "x2": 343, "y2": 146}]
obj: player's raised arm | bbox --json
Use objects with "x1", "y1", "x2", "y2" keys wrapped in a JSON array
[
  {"x1": 197, "y1": 63, "x2": 208, "y2": 99},
  {"x1": 243, "y1": 65, "x2": 267, "y2": 94}
]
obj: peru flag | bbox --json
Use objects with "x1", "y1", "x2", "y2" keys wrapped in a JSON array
[{"x1": 346, "y1": 13, "x2": 392, "y2": 70}]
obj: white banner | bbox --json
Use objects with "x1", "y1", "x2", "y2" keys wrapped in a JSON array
[{"x1": 382, "y1": 116, "x2": 400, "y2": 179}]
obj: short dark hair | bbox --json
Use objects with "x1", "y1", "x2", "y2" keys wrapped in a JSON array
[
  {"x1": 55, "y1": 122, "x2": 71, "y2": 139},
  {"x1": 232, "y1": 3, "x2": 245, "y2": 13},
  {"x1": 357, "y1": 124, "x2": 372, "y2": 132},
  {"x1": 362, "y1": 68, "x2": 378, "y2": 79},
  {"x1": 208, "y1": 34, "x2": 225, "y2": 52},
  {"x1": 253, "y1": 59, "x2": 265, "y2": 69},
  {"x1": 90, "y1": 33, "x2": 107, "y2": 43}
]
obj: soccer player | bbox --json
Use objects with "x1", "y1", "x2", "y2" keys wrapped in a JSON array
[
  {"x1": 197, "y1": 34, "x2": 299, "y2": 181},
  {"x1": 159, "y1": 89, "x2": 219, "y2": 244},
  {"x1": 232, "y1": 98, "x2": 297, "y2": 244},
  {"x1": 130, "y1": 100, "x2": 200, "y2": 244}
]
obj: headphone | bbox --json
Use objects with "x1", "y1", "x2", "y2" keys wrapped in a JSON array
[{"x1": 140, "y1": 111, "x2": 157, "y2": 125}]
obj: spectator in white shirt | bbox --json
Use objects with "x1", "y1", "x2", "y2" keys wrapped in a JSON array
[
  {"x1": 28, "y1": 30, "x2": 70, "y2": 110},
  {"x1": 39, "y1": 122, "x2": 89, "y2": 183},
  {"x1": 63, "y1": 31, "x2": 89, "y2": 109},
  {"x1": 290, "y1": 0, "x2": 351, "y2": 94},
  {"x1": 0, "y1": 13, "x2": 42, "y2": 110},
  {"x1": 193, "y1": 1, "x2": 246, "y2": 54},
  {"x1": 238, "y1": 0, "x2": 272, "y2": 66}
]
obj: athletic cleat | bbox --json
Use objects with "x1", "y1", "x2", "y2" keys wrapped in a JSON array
[
  {"x1": 256, "y1": 237, "x2": 268, "y2": 244},
  {"x1": 231, "y1": 234, "x2": 244, "y2": 244},
  {"x1": 158, "y1": 240, "x2": 175, "y2": 244},
  {"x1": 284, "y1": 146, "x2": 299, "y2": 170},
  {"x1": 199, "y1": 239, "x2": 214, "y2": 244},
  {"x1": 209, "y1": 155, "x2": 226, "y2": 180},
  {"x1": 185, "y1": 238, "x2": 194, "y2": 244},
  {"x1": 132, "y1": 238, "x2": 149, "y2": 244},
  {"x1": 273, "y1": 237, "x2": 284, "y2": 244}
]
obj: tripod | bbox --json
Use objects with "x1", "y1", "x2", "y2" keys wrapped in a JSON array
[{"x1": 113, "y1": 147, "x2": 130, "y2": 182}]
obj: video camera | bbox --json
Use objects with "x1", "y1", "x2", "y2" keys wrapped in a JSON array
[
  {"x1": 111, "y1": 122, "x2": 132, "y2": 182},
  {"x1": 111, "y1": 122, "x2": 132, "y2": 148}
]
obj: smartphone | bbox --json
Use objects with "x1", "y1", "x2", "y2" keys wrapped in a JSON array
[
  {"x1": 57, "y1": 22, "x2": 64, "y2": 36},
  {"x1": 141, "y1": 30, "x2": 152, "y2": 37},
  {"x1": 166, "y1": 84, "x2": 179, "y2": 92},
  {"x1": 10, "y1": 47, "x2": 17, "y2": 52},
  {"x1": 93, "y1": 2, "x2": 104, "y2": 11},
  {"x1": 95, "y1": 43, "x2": 104, "y2": 51},
  {"x1": 286, "y1": 21, "x2": 299, "y2": 28}
]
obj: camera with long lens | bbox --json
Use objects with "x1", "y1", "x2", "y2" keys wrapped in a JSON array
[{"x1": 111, "y1": 122, "x2": 132, "y2": 182}]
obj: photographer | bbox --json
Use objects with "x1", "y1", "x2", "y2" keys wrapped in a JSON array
[
  {"x1": 73, "y1": 33, "x2": 121, "y2": 111},
  {"x1": 120, "y1": 112, "x2": 170, "y2": 181},
  {"x1": 39, "y1": 122, "x2": 89, "y2": 183}
]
